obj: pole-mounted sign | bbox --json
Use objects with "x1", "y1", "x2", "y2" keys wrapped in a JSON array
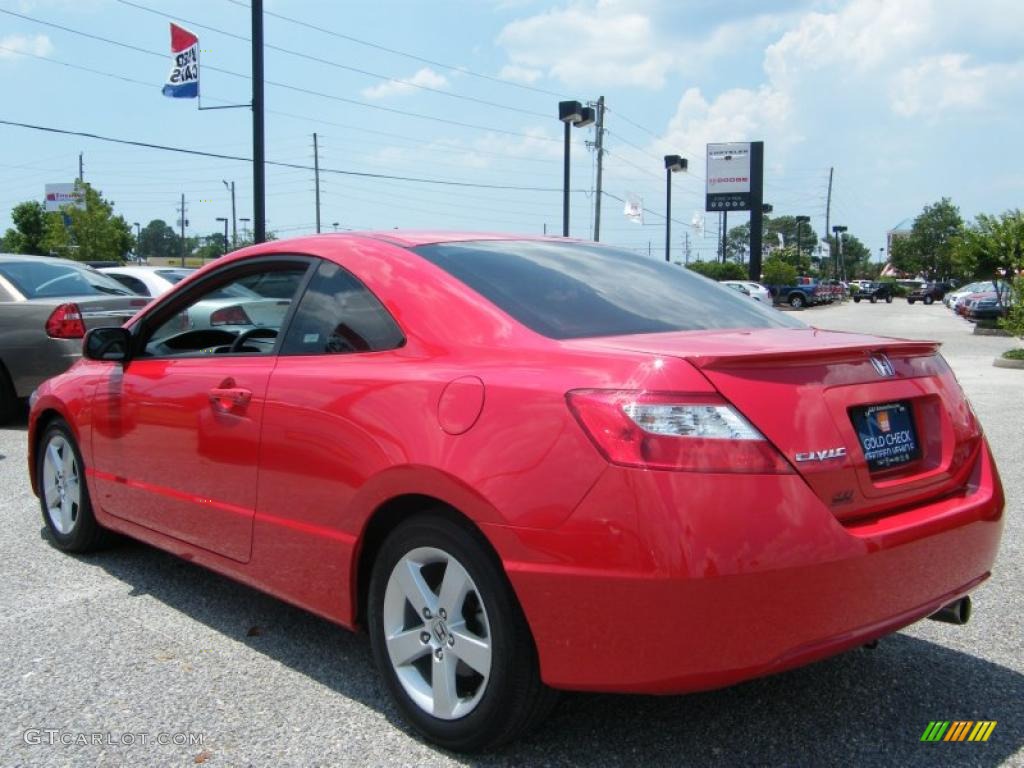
[
  {"x1": 162, "y1": 24, "x2": 199, "y2": 99},
  {"x1": 705, "y1": 142, "x2": 752, "y2": 212}
]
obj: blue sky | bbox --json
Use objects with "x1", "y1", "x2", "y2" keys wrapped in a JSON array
[{"x1": 1, "y1": 0, "x2": 1021, "y2": 262}]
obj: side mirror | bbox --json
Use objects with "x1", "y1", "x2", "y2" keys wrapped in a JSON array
[{"x1": 83, "y1": 327, "x2": 132, "y2": 362}]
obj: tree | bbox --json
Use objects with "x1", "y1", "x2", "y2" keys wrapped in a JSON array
[
  {"x1": 889, "y1": 198, "x2": 964, "y2": 280},
  {"x1": 761, "y1": 256, "x2": 798, "y2": 287},
  {"x1": 726, "y1": 216, "x2": 819, "y2": 268},
  {"x1": 837, "y1": 233, "x2": 871, "y2": 278},
  {"x1": 192, "y1": 233, "x2": 226, "y2": 262},
  {"x1": 138, "y1": 219, "x2": 181, "y2": 261},
  {"x1": 3, "y1": 201, "x2": 50, "y2": 255},
  {"x1": 952, "y1": 210, "x2": 1024, "y2": 284},
  {"x1": 20, "y1": 184, "x2": 132, "y2": 262}
]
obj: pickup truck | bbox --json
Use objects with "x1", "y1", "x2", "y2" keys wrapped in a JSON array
[{"x1": 769, "y1": 277, "x2": 825, "y2": 308}]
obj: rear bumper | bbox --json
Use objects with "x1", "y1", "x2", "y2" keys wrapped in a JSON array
[{"x1": 489, "y1": 441, "x2": 1004, "y2": 693}]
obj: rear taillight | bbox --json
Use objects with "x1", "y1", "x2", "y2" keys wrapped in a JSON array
[
  {"x1": 210, "y1": 305, "x2": 253, "y2": 326},
  {"x1": 45, "y1": 303, "x2": 86, "y2": 339},
  {"x1": 566, "y1": 390, "x2": 793, "y2": 474}
]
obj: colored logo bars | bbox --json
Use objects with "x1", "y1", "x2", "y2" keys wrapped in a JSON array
[{"x1": 921, "y1": 721, "x2": 997, "y2": 742}]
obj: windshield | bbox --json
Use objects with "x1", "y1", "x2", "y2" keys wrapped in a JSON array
[
  {"x1": 415, "y1": 240, "x2": 805, "y2": 340},
  {"x1": 0, "y1": 260, "x2": 133, "y2": 298}
]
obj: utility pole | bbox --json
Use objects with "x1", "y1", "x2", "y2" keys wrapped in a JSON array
[
  {"x1": 313, "y1": 132, "x2": 322, "y2": 234},
  {"x1": 592, "y1": 96, "x2": 605, "y2": 241},
  {"x1": 177, "y1": 194, "x2": 188, "y2": 267},
  {"x1": 77, "y1": 152, "x2": 84, "y2": 184},
  {"x1": 685, "y1": 232, "x2": 691, "y2": 263},
  {"x1": 252, "y1": 0, "x2": 266, "y2": 243},
  {"x1": 748, "y1": 141, "x2": 765, "y2": 281},
  {"x1": 824, "y1": 166, "x2": 834, "y2": 278}
]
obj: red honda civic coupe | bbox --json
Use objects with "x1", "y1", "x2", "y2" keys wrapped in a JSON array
[{"x1": 27, "y1": 233, "x2": 1004, "y2": 751}]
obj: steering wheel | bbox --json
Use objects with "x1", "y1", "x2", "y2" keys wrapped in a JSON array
[{"x1": 229, "y1": 327, "x2": 278, "y2": 353}]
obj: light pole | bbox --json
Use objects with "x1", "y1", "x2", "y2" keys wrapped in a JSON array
[
  {"x1": 132, "y1": 222, "x2": 141, "y2": 262},
  {"x1": 663, "y1": 155, "x2": 687, "y2": 262},
  {"x1": 239, "y1": 217, "x2": 251, "y2": 243},
  {"x1": 832, "y1": 225, "x2": 847, "y2": 280},
  {"x1": 795, "y1": 215, "x2": 810, "y2": 264},
  {"x1": 216, "y1": 217, "x2": 229, "y2": 258},
  {"x1": 332, "y1": 222, "x2": 340, "y2": 232},
  {"x1": 558, "y1": 100, "x2": 595, "y2": 237},
  {"x1": 222, "y1": 180, "x2": 237, "y2": 248}
]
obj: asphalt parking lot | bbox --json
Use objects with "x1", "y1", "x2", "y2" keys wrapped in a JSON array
[{"x1": 1, "y1": 299, "x2": 1021, "y2": 767}]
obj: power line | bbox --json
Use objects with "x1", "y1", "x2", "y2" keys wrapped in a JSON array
[
  {"x1": 115, "y1": 0, "x2": 550, "y2": 119},
  {"x1": 0, "y1": 8, "x2": 564, "y2": 143},
  {"x1": 0, "y1": 118, "x2": 586, "y2": 193},
  {"x1": 223, "y1": 0, "x2": 568, "y2": 99}
]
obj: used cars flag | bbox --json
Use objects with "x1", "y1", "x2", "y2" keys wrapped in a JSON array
[{"x1": 162, "y1": 23, "x2": 199, "y2": 99}]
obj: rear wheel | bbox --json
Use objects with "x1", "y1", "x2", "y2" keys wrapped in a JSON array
[
  {"x1": 870, "y1": 296, "x2": 878, "y2": 303},
  {"x1": 907, "y1": 298, "x2": 916, "y2": 304},
  {"x1": 0, "y1": 363, "x2": 17, "y2": 424},
  {"x1": 885, "y1": 295, "x2": 893, "y2": 303},
  {"x1": 367, "y1": 514, "x2": 555, "y2": 751},
  {"x1": 788, "y1": 293, "x2": 805, "y2": 309},
  {"x1": 854, "y1": 296, "x2": 861, "y2": 303},
  {"x1": 924, "y1": 295, "x2": 934, "y2": 305},
  {"x1": 37, "y1": 419, "x2": 108, "y2": 552}
]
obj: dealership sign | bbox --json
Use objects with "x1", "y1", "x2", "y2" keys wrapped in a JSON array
[
  {"x1": 705, "y1": 142, "x2": 752, "y2": 211},
  {"x1": 44, "y1": 183, "x2": 85, "y2": 212}
]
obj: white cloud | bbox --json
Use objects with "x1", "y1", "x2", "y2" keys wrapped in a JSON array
[
  {"x1": 498, "y1": 64, "x2": 543, "y2": 84},
  {"x1": 361, "y1": 67, "x2": 448, "y2": 100},
  {"x1": 889, "y1": 54, "x2": 1022, "y2": 118},
  {"x1": 0, "y1": 34, "x2": 54, "y2": 60},
  {"x1": 497, "y1": 1, "x2": 674, "y2": 88}
]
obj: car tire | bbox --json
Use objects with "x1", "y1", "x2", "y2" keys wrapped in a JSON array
[
  {"x1": 870, "y1": 296, "x2": 877, "y2": 303},
  {"x1": 854, "y1": 297, "x2": 861, "y2": 303},
  {"x1": 367, "y1": 512, "x2": 556, "y2": 752},
  {"x1": 788, "y1": 293, "x2": 805, "y2": 309},
  {"x1": 0, "y1": 363, "x2": 17, "y2": 425},
  {"x1": 907, "y1": 299, "x2": 915, "y2": 304},
  {"x1": 924, "y1": 295, "x2": 934, "y2": 305},
  {"x1": 36, "y1": 419, "x2": 110, "y2": 553},
  {"x1": 885, "y1": 296, "x2": 893, "y2": 303}
]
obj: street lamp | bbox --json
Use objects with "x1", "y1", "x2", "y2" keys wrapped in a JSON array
[
  {"x1": 239, "y1": 217, "x2": 251, "y2": 242},
  {"x1": 216, "y1": 217, "x2": 229, "y2": 259},
  {"x1": 222, "y1": 180, "x2": 237, "y2": 248},
  {"x1": 663, "y1": 155, "x2": 687, "y2": 262},
  {"x1": 332, "y1": 222, "x2": 340, "y2": 232},
  {"x1": 558, "y1": 100, "x2": 595, "y2": 237},
  {"x1": 832, "y1": 225, "x2": 848, "y2": 280},
  {"x1": 132, "y1": 222, "x2": 141, "y2": 262},
  {"x1": 795, "y1": 215, "x2": 810, "y2": 263}
]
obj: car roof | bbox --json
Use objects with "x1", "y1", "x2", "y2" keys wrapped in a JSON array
[
  {"x1": 100, "y1": 265, "x2": 194, "y2": 274},
  {"x1": 0, "y1": 253, "x2": 85, "y2": 266}
]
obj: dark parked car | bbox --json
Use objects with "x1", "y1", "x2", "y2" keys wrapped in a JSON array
[
  {"x1": 908, "y1": 282, "x2": 954, "y2": 305},
  {"x1": 0, "y1": 255, "x2": 148, "y2": 422},
  {"x1": 852, "y1": 282, "x2": 893, "y2": 304}
]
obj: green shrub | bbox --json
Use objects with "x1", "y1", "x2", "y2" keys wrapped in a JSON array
[
  {"x1": 686, "y1": 261, "x2": 747, "y2": 281},
  {"x1": 1000, "y1": 278, "x2": 1024, "y2": 338},
  {"x1": 761, "y1": 256, "x2": 798, "y2": 287}
]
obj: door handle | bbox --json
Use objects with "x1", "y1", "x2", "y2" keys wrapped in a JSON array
[{"x1": 209, "y1": 387, "x2": 252, "y2": 412}]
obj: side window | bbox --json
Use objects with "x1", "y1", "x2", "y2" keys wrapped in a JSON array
[
  {"x1": 280, "y1": 260, "x2": 404, "y2": 356},
  {"x1": 109, "y1": 274, "x2": 150, "y2": 296},
  {"x1": 143, "y1": 264, "x2": 308, "y2": 357}
]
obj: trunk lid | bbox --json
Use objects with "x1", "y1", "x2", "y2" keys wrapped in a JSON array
[{"x1": 572, "y1": 328, "x2": 982, "y2": 522}]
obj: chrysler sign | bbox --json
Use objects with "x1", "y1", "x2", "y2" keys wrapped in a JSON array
[{"x1": 705, "y1": 142, "x2": 752, "y2": 211}]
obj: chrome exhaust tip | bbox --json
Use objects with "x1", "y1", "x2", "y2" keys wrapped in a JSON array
[{"x1": 929, "y1": 596, "x2": 972, "y2": 625}]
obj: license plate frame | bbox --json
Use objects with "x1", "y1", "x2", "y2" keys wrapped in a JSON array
[{"x1": 849, "y1": 400, "x2": 921, "y2": 472}]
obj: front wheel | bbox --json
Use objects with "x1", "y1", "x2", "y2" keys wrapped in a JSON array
[
  {"x1": 908, "y1": 298, "x2": 916, "y2": 304},
  {"x1": 368, "y1": 514, "x2": 555, "y2": 751},
  {"x1": 870, "y1": 296, "x2": 878, "y2": 303},
  {"x1": 924, "y1": 295, "x2": 935, "y2": 305},
  {"x1": 37, "y1": 419, "x2": 109, "y2": 552},
  {"x1": 885, "y1": 295, "x2": 893, "y2": 303}
]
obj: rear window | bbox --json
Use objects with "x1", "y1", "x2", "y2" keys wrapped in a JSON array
[
  {"x1": 0, "y1": 260, "x2": 133, "y2": 298},
  {"x1": 415, "y1": 240, "x2": 804, "y2": 339},
  {"x1": 155, "y1": 269, "x2": 193, "y2": 284}
]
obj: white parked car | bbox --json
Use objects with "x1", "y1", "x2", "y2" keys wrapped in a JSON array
[
  {"x1": 100, "y1": 266, "x2": 195, "y2": 298},
  {"x1": 720, "y1": 280, "x2": 772, "y2": 302}
]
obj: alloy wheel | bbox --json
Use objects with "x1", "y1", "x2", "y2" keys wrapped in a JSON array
[
  {"x1": 382, "y1": 546, "x2": 492, "y2": 720},
  {"x1": 41, "y1": 434, "x2": 81, "y2": 535}
]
